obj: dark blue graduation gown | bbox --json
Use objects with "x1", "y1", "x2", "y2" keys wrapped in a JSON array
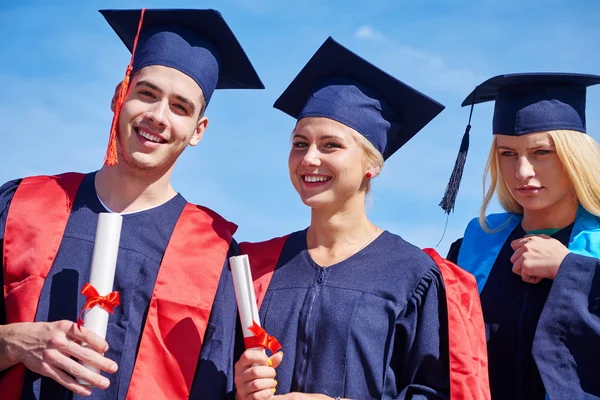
[
  {"x1": 253, "y1": 230, "x2": 450, "y2": 399},
  {"x1": 0, "y1": 173, "x2": 238, "y2": 400},
  {"x1": 448, "y1": 224, "x2": 600, "y2": 399}
]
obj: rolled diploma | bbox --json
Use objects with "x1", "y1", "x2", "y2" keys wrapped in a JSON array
[
  {"x1": 78, "y1": 212, "x2": 123, "y2": 383},
  {"x1": 230, "y1": 255, "x2": 263, "y2": 352}
]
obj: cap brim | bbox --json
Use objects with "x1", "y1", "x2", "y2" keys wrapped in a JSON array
[{"x1": 462, "y1": 72, "x2": 600, "y2": 107}]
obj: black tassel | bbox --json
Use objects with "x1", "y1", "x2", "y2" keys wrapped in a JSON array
[
  {"x1": 439, "y1": 124, "x2": 470, "y2": 214},
  {"x1": 439, "y1": 93, "x2": 477, "y2": 215}
]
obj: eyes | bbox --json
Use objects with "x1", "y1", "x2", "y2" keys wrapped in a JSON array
[
  {"x1": 136, "y1": 90, "x2": 193, "y2": 116},
  {"x1": 499, "y1": 149, "x2": 552, "y2": 157},
  {"x1": 138, "y1": 90, "x2": 154, "y2": 98},
  {"x1": 292, "y1": 141, "x2": 343, "y2": 150}
]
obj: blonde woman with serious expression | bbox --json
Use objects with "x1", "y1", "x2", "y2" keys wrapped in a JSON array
[{"x1": 446, "y1": 73, "x2": 600, "y2": 400}]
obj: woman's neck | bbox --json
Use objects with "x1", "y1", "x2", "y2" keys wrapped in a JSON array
[
  {"x1": 95, "y1": 164, "x2": 177, "y2": 213},
  {"x1": 307, "y1": 202, "x2": 380, "y2": 266},
  {"x1": 521, "y1": 199, "x2": 578, "y2": 232}
]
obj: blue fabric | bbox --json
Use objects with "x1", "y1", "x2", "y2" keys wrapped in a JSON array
[
  {"x1": 494, "y1": 87, "x2": 587, "y2": 135},
  {"x1": 456, "y1": 213, "x2": 520, "y2": 292},
  {"x1": 100, "y1": 9, "x2": 265, "y2": 105},
  {"x1": 458, "y1": 206, "x2": 600, "y2": 291},
  {"x1": 532, "y1": 253, "x2": 600, "y2": 399},
  {"x1": 273, "y1": 37, "x2": 444, "y2": 160},
  {"x1": 133, "y1": 29, "x2": 220, "y2": 103},
  {"x1": 253, "y1": 230, "x2": 450, "y2": 399},
  {"x1": 531, "y1": 210, "x2": 600, "y2": 399},
  {"x1": 453, "y1": 222, "x2": 570, "y2": 400},
  {"x1": 0, "y1": 173, "x2": 238, "y2": 400},
  {"x1": 460, "y1": 72, "x2": 600, "y2": 136},
  {"x1": 451, "y1": 206, "x2": 600, "y2": 399},
  {"x1": 299, "y1": 76, "x2": 400, "y2": 158},
  {"x1": 567, "y1": 206, "x2": 600, "y2": 257}
]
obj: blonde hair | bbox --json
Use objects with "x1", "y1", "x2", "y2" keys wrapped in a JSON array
[
  {"x1": 346, "y1": 128, "x2": 384, "y2": 193},
  {"x1": 479, "y1": 129, "x2": 600, "y2": 230}
]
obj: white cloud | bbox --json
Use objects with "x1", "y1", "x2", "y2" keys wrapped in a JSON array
[
  {"x1": 352, "y1": 25, "x2": 483, "y2": 94},
  {"x1": 354, "y1": 25, "x2": 386, "y2": 41}
]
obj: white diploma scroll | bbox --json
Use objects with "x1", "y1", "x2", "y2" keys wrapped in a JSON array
[
  {"x1": 78, "y1": 212, "x2": 123, "y2": 383},
  {"x1": 230, "y1": 254, "x2": 263, "y2": 352}
]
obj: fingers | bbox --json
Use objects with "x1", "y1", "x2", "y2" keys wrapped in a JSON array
[
  {"x1": 511, "y1": 237, "x2": 528, "y2": 250},
  {"x1": 50, "y1": 350, "x2": 111, "y2": 389},
  {"x1": 239, "y1": 364, "x2": 277, "y2": 383},
  {"x1": 239, "y1": 378, "x2": 278, "y2": 399},
  {"x1": 43, "y1": 365, "x2": 93, "y2": 397},
  {"x1": 38, "y1": 321, "x2": 116, "y2": 391},
  {"x1": 235, "y1": 349, "x2": 279, "y2": 400},
  {"x1": 511, "y1": 234, "x2": 546, "y2": 251},
  {"x1": 235, "y1": 368, "x2": 277, "y2": 399},
  {"x1": 7, "y1": 321, "x2": 117, "y2": 395},
  {"x1": 269, "y1": 351, "x2": 284, "y2": 369},
  {"x1": 521, "y1": 273, "x2": 542, "y2": 284},
  {"x1": 236, "y1": 349, "x2": 271, "y2": 371},
  {"x1": 66, "y1": 323, "x2": 109, "y2": 354},
  {"x1": 510, "y1": 245, "x2": 527, "y2": 264},
  {"x1": 50, "y1": 323, "x2": 117, "y2": 374},
  {"x1": 62, "y1": 340, "x2": 118, "y2": 373},
  {"x1": 512, "y1": 255, "x2": 522, "y2": 276},
  {"x1": 513, "y1": 254, "x2": 544, "y2": 283}
]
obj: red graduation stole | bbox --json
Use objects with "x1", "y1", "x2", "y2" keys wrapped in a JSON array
[
  {"x1": 240, "y1": 236, "x2": 289, "y2": 310},
  {"x1": 240, "y1": 239, "x2": 490, "y2": 400},
  {"x1": 1, "y1": 172, "x2": 236, "y2": 400},
  {"x1": 422, "y1": 248, "x2": 490, "y2": 400}
]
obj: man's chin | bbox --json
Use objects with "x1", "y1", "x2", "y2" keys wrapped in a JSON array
[{"x1": 121, "y1": 154, "x2": 165, "y2": 173}]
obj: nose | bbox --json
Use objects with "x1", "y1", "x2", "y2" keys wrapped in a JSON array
[
  {"x1": 301, "y1": 145, "x2": 321, "y2": 168},
  {"x1": 145, "y1": 98, "x2": 169, "y2": 127},
  {"x1": 516, "y1": 155, "x2": 535, "y2": 181}
]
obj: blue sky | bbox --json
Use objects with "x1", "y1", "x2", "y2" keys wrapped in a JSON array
[{"x1": 1, "y1": 0, "x2": 599, "y2": 254}]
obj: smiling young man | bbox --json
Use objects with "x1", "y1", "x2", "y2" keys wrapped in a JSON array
[{"x1": 0, "y1": 9, "x2": 263, "y2": 400}]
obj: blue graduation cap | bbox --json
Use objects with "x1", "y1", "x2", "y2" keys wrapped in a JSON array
[
  {"x1": 100, "y1": 8, "x2": 264, "y2": 103},
  {"x1": 439, "y1": 72, "x2": 600, "y2": 214},
  {"x1": 463, "y1": 72, "x2": 600, "y2": 136},
  {"x1": 274, "y1": 37, "x2": 445, "y2": 160},
  {"x1": 100, "y1": 8, "x2": 264, "y2": 166}
]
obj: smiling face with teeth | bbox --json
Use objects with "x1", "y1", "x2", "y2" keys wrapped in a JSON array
[
  {"x1": 289, "y1": 117, "x2": 379, "y2": 210},
  {"x1": 111, "y1": 65, "x2": 208, "y2": 177}
]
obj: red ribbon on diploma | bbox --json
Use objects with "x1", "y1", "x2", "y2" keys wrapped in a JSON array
[
  {"x1": 244, "y1": 321, "x2": 282, "y2": 353},
  {"x1": 77, "y1": 283, "x2": 121, "y2": 328}
]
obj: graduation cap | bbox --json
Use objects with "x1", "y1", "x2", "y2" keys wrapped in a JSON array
[
  {"x1": 439, "y1": 72, "x2": 600, "y2": 214},
  {"x1": 100, "y1": 8, "x2": 264, "y2": 165},
  {"x1": 274, "y1": 37, "x2": 445, "y2": 160}
]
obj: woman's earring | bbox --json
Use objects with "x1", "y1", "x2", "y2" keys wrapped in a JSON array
[{"x1": 365, "y1": 172, "x2": 373, "y2": 179}]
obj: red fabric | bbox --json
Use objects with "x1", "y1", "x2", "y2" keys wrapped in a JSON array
[
  {"x1": 1, "y1": 174, "x2": 236, "y2": 400},
  {"x1": 77, "y1": 283, "x2": 121, "y2": 327},
  {"x1": 125, "y1": 204, "x2": 237, "y2": 400},
  {"x1": 1, "y1": 173, "x2": 85, "y2": 400},
  {"x1": 244, "y1": 321, "x2": 283, "y2": 353},
  {"x1": 239, "y1": 235, "x2": 289, "y2": 310},
  {"x1": 422, "y1": 248, "x2": 490, "y2": 400}
]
